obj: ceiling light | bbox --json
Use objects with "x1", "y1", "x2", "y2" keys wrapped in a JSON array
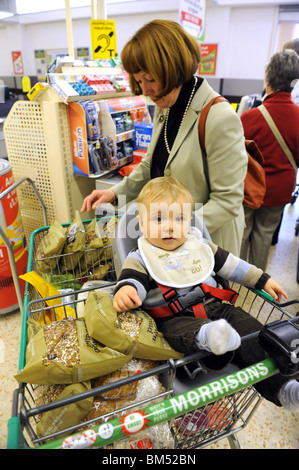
[{"x1": 0, "y1": 11, "x2": 14, "y2": 20}]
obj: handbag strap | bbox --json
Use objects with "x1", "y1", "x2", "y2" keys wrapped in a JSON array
[
  {"x1": 198, "y1": 96, "x2": 229, "y2": 191},
  {"x1": 258, "y1": 104, "x2": 297, "y2": 173},
  {"x1": 198, "y1": 95, "x2": 229, "y2": 155}
]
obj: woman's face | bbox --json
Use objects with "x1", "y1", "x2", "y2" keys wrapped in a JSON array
[{"x1": 133, "y1": 71, "x2": 182, "y2": 109}]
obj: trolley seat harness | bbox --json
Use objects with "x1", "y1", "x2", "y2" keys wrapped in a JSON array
[
  {"x1": 137, "y1": 233, "x2": 239, "y2": 320},
  {"x1": 148, "y1": 282, "x2": 239, "y2": 320}
]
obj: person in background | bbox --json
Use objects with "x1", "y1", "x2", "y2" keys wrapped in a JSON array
[
  {"x1": 240, "y1": 49, "x2": 299, "y2": 270},
  {"x1": 271, "y1": 38, "x2": 299, "y2": 245},
  {"x1": 81, "y1": 19, "x2": 248, "y2": 256},
  {"x1": 113, "y1": 176, "x2": 299, "y2": 413},
  {"x1": 283, "y1": 38, "x2": 299, "y2": 106}
]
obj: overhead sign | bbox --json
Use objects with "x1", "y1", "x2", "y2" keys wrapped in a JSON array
[
  {"x1": 90, "y1": 20, "x2": 117, "y2": 59},
  {"x1": 199, "y1": 44, "x2": 218, "y2": 75},
  {"x1": 179, "y1": 0, "x2": 206, "y2": 41}
]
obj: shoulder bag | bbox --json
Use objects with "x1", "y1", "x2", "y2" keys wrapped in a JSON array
[{"x1": 198, "y1": 96, "x2": 266, "y2": 210}]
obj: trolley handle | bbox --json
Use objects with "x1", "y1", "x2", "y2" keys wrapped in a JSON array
[
  {"x1": 0, "y1": 177, "x2": 48, "y2": 313},
  {"x1": 249, "y1": 287, "x2": 299, "y2": 307},
  {"x1": 37, "y1": 357, "x2": 280, "y2": 450},
  {"x1": 23, "y1": 315, "x2": 299, "y2": 449}
]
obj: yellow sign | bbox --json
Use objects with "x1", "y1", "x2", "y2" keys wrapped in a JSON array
[{"x1": 90, "y1": 20, "x2": 117, "y2": 59}]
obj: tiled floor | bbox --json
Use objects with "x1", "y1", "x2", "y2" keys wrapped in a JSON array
[
  {"x1": 208, "y1": 200, "x2": 299, "y2": 449},
  {"x1": 1, "y1": 201, "x2": 299, "y2": 449}
]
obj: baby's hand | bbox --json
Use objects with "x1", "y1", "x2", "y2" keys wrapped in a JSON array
[
  {"x1": 113, "y1": 285, "x2": 142, "y2": 312},
  {"x1": 264, "y1": 278, "x2": 288, "y2": 303}
]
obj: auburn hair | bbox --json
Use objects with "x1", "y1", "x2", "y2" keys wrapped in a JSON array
[{"x1": 121, "y1": 19, "x2": 201, "y2": 99}]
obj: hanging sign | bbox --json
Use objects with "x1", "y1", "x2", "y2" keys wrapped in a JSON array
[
  {"x1": 199, "y1": 44, "x2": 218, "y2": 75},
  {"x1": 179, "y1": 0, "x2": 206, "y2": 41},
  {"x1": 11, "y1": 51, "x2": 24, "y2": 75},
  {"x1": 90, "y1": 20, "x2": 117, "y2": 59},
  {"x1": 34, "y1": 50, "x2": 47, "y2": 79},
  {"x1": 76, "y1": 47, "x2": 90, "y2": 60}
]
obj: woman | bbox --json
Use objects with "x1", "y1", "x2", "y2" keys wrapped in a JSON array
[
  {"x1": 81, "y1": 19, "x2": 248, "y2": 256},
  {"x1": 283, "y1": 38, "x2": 299, "y2": 106},
  {"x1": 240, "y1": 49, "x2": 299, "y2": 270}
]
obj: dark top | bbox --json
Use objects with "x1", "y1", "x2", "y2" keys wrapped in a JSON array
[{"x1": 150, "y1": 76, "x2": 203, "y2": 178}]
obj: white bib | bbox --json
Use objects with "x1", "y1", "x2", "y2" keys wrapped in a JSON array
[{"x1": 138, "y1": 234, "x2": 215, "y2": 289}]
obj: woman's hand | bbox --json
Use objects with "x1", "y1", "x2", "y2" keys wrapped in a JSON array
[
  {"x1": 264, "y1": 278, "x2": 288, "y2": 303},
  {"x1": 80, "y1": 189, "x2": 116, "y2": 212},
  {"x1": 113, "y1": 285, "x2": 142, "y2": 312}
]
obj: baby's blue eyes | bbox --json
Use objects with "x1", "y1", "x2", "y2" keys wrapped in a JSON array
[{"x1": 153, "y1": 216, "x2": 184, "y2": 223}]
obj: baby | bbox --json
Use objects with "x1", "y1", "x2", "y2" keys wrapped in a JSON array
[{"x1": 113, "y1": 176, "x2": 298, "y2": 411}]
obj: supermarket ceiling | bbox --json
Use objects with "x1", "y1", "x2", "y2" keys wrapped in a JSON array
[
  {"x1": 0, "y1": 0, "x2": 298, "y2": 21},
  {"x1": 208, "y1": 0, "x2": 299, "y2": 5},
  {"x1": 0, "y1": 0, "x2": 298, "y2": 15}
]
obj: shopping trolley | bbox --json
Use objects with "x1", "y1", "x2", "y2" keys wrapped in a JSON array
[
  {"x1": 6, "y1": 200, "x2": 299, "y2": 449},
  {"x1": 7, "y1": 253, "x2": 299, "y2": 447}
]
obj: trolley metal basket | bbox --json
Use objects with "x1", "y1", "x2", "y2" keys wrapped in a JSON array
[
  {"x1": 11, "y1": 212, "x2": 118, "y2": 379},
  {"x1": 7, "y1": 273, "x2": 299, "y2": 449}
]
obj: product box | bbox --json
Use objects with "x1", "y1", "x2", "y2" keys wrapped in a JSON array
[
  {"x1": 51, "y1": 81, "x2": 79, "y2": 101},
  {"x1": 27, "y1": 82, "x2": 49, "y2": 101},
  {"x1": 68, "y1": 102, "x2": 90, "y2": 176},
  {"x1": 68, "y1": 101, "x2": 118, "y2": 177},
  {"x1": 134, "y1": 123, "x2": 153, "y2": 151}
]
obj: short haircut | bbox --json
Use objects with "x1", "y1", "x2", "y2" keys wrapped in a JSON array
[
  {"x1": 265, "y1": 49, "x2": 299, "y2": 93},
  {"x1": 283, "y1": 38, "x2": 299, "y2": 56},
  {"x1": 121, "y1": 19, "x2": 201, "y2": 99},
  {"x1": 137, "y1": 176, "x2": 193, "y2": 208}
]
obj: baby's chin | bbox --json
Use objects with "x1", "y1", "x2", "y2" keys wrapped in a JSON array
[{"x1": 154, "y1": 238, "x2": 185, "y2": 250}]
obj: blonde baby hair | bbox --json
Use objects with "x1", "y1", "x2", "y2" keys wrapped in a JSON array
[{"x1": 137, "y1": 176, "x2": 193, "y2": 207}]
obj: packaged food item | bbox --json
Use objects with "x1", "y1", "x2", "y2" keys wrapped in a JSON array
[
  {"x1": 82, "y1": 397, "x2": 130, "y2": 425},
  {"x1": 34, "y1": 381, "x2": 93, "y2": 438},
  {"x1": 86, "y1": 262, "x2": 112, "y2": 281},
  {"x1": 175, "y1": 409, "x2": 208, "y2": 436},
  {"x1": 92, "y1": 358, "x2": 157, "y2": 400},
  {"x1": 41, "y1": 273, "x2": 81, "y2": 291},
  {"x1": 35, "y1": 220, "x2": 68, "y2": 273},
  {"x1": 84, "y1": 290, "x2": 183, "y2": 360},
  {"x1": 206, "y1": 403, "x2": 231, "y2": 430},
  {"x1": 15, "y1": 318, "x2": 132, "y2": 384},
  {"x1": 19, "y1": 271, "x2": 76, "y2": 324},
  {"x1": 81, "y1": 360, "x2": 175, "y2": 449},
  {"x1": 61, "y1": 211, "x2": 86, "y2": 272},
  {"x1": 77, "y1": 218, "x2": 103, "y2": 274},
  {"x1": 98, "y1": 216, "x2": 118, "y2": 263},
  {"x1": 113, "y1": 421, "x2": 174, "y2": 449},
  {"x1": 76, "y1": 281, "x2": 114, "y2": 318}
]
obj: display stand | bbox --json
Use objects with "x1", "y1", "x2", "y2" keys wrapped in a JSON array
[{"x1": 3, "y1": 66, "x2": 138, "y2": 242}]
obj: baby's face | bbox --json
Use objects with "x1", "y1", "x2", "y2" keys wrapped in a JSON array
[{"x1": 138, "y1": 197, "x2": 192, "y2": 250}]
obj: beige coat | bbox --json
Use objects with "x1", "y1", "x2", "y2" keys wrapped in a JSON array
[{"x1": 113, "y1": 79, "x2": 248, "y2": 256}]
